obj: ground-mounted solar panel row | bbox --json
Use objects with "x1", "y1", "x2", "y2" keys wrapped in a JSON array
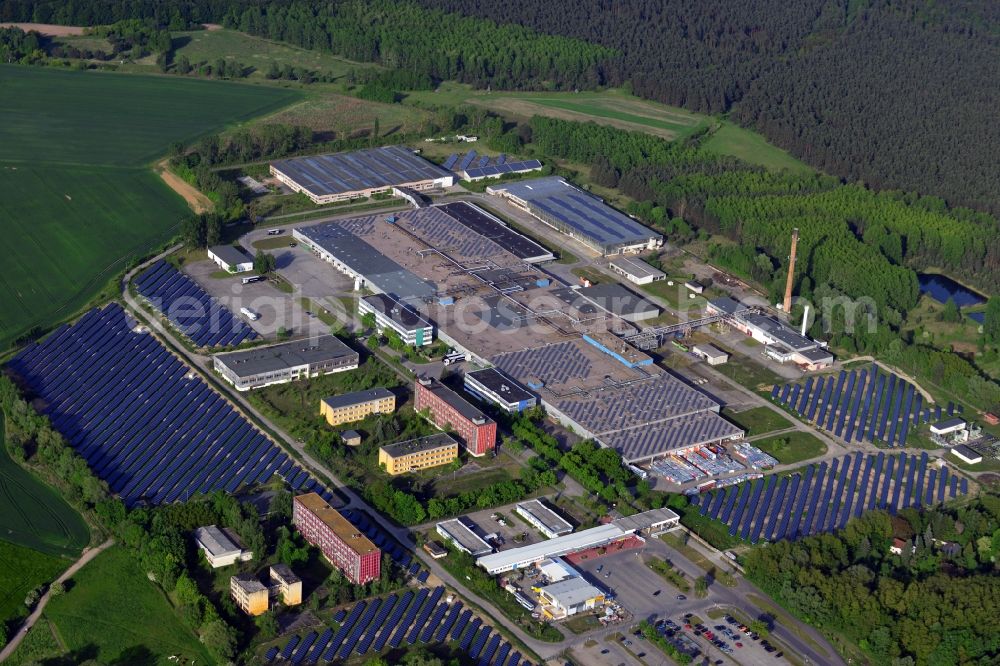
[
  {"x1": 7, "y1": 304, "x2": 319, "y2": 506},
  {"x1": 135, "y1": 259, "x2": 258, "y2": 348},
  {"x1": 770, "y1": 364, "x2": 961, "y2": 447},
  {"x1": 266, "y1": 587, "x2": 529, "y2": 665},
  {"x1": 694, "y1": 452, "x2": 970, "y2": 543}
]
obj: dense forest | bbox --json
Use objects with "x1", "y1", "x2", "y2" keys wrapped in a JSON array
[
  {"x1": 744, "y1": 498, "x2": 1000, "y2": 664},
  {"x1": 415, "y1": 0, "x2": 1000, "y2": 214},
  {"x1": 0, "y1": 0, "x2": 612, "y2": 90},
  {"x1": 7, "y1": 0, "x2": 1000, "y2": 211}
]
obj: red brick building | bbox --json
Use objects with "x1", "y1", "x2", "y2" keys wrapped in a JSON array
[
  {"x1": 292, "y1": 493, "x2": 380, "y2": 584},
  {"x1": 414, "y1": 378, "x2": 497, "y2": 456}
]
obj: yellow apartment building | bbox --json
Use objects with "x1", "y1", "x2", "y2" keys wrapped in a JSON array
[
  {"x1": 379, "y1": 433, "x2": 459, "y2": 475},
  {"x1": 320, "y1": 388, "x2": 395, "y2": 426}
]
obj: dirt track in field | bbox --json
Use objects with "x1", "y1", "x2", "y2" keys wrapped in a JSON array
[
  {"x1": 0, "y1": 23, "x2": 86, "y2": 36},
  {"x1": 156, "y1": 160, "x2": 213, "y2": 214}
]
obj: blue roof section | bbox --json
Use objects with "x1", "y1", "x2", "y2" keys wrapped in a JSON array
[
  {"x1": 8, "y1": 304, "x2": 318, "y2": 506},
  {"x1": 491, "y1": 176, "x2": 659, "y2": 250},
  {"x1": 271, "y1": 145, "x2": 452, "y2": 198}
]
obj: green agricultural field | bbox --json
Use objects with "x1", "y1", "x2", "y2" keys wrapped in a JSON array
[
  {"x1": 701, "y1": 122, "x2": 813, "y2": 174},
  {"x1": 11, "y1": 546, "x2": 214, "y2": 665},
  {"x1": 0, "y1": 417, "x2": 89, "y2": 557},
  {"x1": 173, "y1": 28, "x2": 379, "y2": 81},
  {"x1": 0, "y1": 541, "x2": 68, "y2": 631},
  {"x1": 0, "y1": 64, "x2": 300, "y2": 350}
]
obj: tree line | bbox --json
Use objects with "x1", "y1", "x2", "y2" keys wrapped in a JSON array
[
  {"x1": 744, "y1": 497, "x2": 1000, "y2": 664},
  {"x1": 411, "y1": 0, "x2": 1000, "y2": 215}
]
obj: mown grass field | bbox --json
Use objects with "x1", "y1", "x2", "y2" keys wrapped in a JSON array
[
  {"x1": 722, "y1": 406, "x2": 793, "y2": 437},
  {"x1": 10, "y1": 546, "x2": 214, "y2": 665},
  {"x1": 754, "y1": 431, "x2": 828, "y2": 465},
  {"x1": 701, "y1": 122, "x2": 812, "y2": 173},
  {"x1": 0, "y1": 541, "x2": 68, "y2": 631},
  {"x1": 0, "y1": 64, "x2": 300, "y2": 350},
  {"x1": 0, "y1": 417, "x2": 89, "y2": 557},
  {"x1": 172, "y1": 27, "x2": 379, "y2": 82}
]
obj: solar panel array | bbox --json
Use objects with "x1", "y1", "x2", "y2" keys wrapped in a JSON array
[
  {"x1": 694, "y1": 452, "x2": 969, "y2": 542},
  {"x1": 135, "y1": 260, "x2": 258, "y2": 348},
  {"x1": 464, "y1": 159, "x2": 543, "y2": 181},
  {"x1": 770, "y1": 364, "x2": 960, "y2": 446},
  {"x1": 266, "y1": 587, "x2": 529, "y2": 665},
  {"x1": 8, "y1": 304, "x2": 317, "y2": 506},
  {"x1": 442, "y1": 154, "x2": 459, "y2": 170}
]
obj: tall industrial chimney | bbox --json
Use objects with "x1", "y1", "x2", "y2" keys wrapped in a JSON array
[{"x1": 783, "y1": 228, "x2": 799, "y2": 313}]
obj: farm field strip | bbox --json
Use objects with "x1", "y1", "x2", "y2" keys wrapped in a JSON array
[{"x1": 0, "y1": 417, "x2": 89, "y2": 557}]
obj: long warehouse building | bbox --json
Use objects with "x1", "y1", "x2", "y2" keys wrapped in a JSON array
[
  {"x1": 271, "y1": 145, "x2": 455, "y2": 204},
  {"x1": 487, "y1": 176, "x2": 662, "y2": 256}
]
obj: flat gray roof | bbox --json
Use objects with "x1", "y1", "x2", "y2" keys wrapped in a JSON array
[
  {"x1": 465, "y1": 368, "x2": 535, "y2": 404},
  {"x1": 272, "y1": 145, "x2": 452, "y2": 198},
  {"x1": 538, "y1": 577, "x2": 603, "y2": 606},
  {"x1": 799, "y1": 347, "x2": 833, "y2": 362},
  {"x1": 576, "y1": 283, "x2": 660, "y2": 318},
  {"x1": 209, "y1": 244, "x2": 253, "y2": 267},
  {"x1": 692, "y1": 344, "x2": 728, "y2": 360},
  {"x1": 609, "y1": 256, "x2": 665, "y2": 280},
  {"x1": 322, "y1": 387, "x2": 395, "y2": 411},
  {"x1": 600, "y1": 411, "x2": 745, "y2": 463},
  {"x1": 741, "y1": 313, "x2": 816, "y2": 351},
  {"x1": 933, "y1": 417, "x2": 966, "y2": 430},
  {"x1": 362, "y1": 293, "x2": 432, "y2": 330},
  {"x1": 380, "y1": 432, "x2": 457, "y2": 458},
  {"x1": 490, "y1": 177, "x2": 659, "y2": 249},
  {"x1": 708, "y1": 297, "x2": 743, "y2": 315},
  {"x1": 194, "y1": 525, "x2": 241, "y2": 558},
  {"x1": 215, "y1": 335, "x2": 357, "y2": 378},
  {"x1": 294, "y1": 222, "x2": 437, "y2": 300},
  {"x1": 517, "y1": 499, "x2": 573, "y2": 535},
  {"x1": 611, "y1": 507, "x2": 680, "y2": 532},
  {"x1": 477, "y1": 524, "x2": 628, "y2": 573},
  {"x1": 437, "y1": 518, "x2": 492, "y2": 556}
]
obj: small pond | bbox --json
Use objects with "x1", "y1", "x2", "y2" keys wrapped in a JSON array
[{"x1": 918, "y1": 273, "x2": 986, "y2": 308}]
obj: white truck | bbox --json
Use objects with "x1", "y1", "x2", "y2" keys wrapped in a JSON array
[{"x1": 240, "y1": 307, "x2": 260, "y2": 321}]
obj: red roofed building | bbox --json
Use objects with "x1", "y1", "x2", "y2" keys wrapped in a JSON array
[{"x1": 414, "y1": 378, "x2": 497, "y2": 456}]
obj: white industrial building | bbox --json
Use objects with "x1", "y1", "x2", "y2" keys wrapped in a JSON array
[
  {"x1": 516, "y1": 499, "x2": 573, "y2": 539},
  {"x1": 707, "y1": 297, "x2": 833, "y2": 371},
  {"x1": 534, "y1": 577, "x2": 605, "y2": 619},
  {"x1": 463, "y1": 368, "x2": 537, "y2": 413},
  {"x1": 208, "y1": 244, "x2": 254, "y2": 273},
  {"x1": 930, "y1": 418, "x2": 967, "y2": 436},
  {"x1": 609, "y1": 256, "x2": 666, "y2": 285},
  {"x1": 436, "y1": 519, "x2": 493, "y2": 557},
  {"x1": 194, "y1": 525, "x2": 253, "y2": 568},
  {"x1": 950, "y1": 445, "x2": 982, "y2": 464},
  {"x1": 692, "y1": 344, "x2": 729, "y2": 366},
  {"x1": 213, "y1": 335, "x2": 359, "y2": 391}
]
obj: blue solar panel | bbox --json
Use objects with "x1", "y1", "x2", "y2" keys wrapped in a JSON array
[
  {"x1": 460, "y1": 150, "x2": 477, "y2": 170},
  {"x1": 806, "y1": 376, "x2": 824, "y2": 422},
  {"x1": 8, "y1": 304, "x2": 307, "y2": 506},
  {"x1": 879, "y1": 455, "x2": 896, "y2": 509},
  {"x1": 460, "y1": 619, "x2": 482, "y2": 651},
  {"x1": 451, "y1": 610, "x2": 472, "y2": 641},
  {"x1": 773, "y1": 473, "x2": 802, "y2": 540},
  {"x1": 843, "y1": 369, "x2": 867, "y2": 442},
  {"x1": 834, "y1": 372, "x2": 856, "y2": 437},
  {"x1": 279, "y1": 635, "x2": 300, "y2": 660},
  {"x1": 443, "y1": 154, "x2": 459, "y2": 170}
]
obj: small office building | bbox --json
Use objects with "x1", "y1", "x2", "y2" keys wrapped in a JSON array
[
  {"x1": 230, "y1": 574, "x2": 269, "y2": 616},
  {"x1": 378, "y1": 433, "x2": 459, "y2": 475},
  {"x1": 359, "y1": 294, "x2": 434, "y2": 347},
  {"x1": 208, "y1": 244, "x2": 254, "y2": 273},
  {"x1": 951, "y1": 445, "x2": 982, "y2": 465},
  {"x1": 464, "y1": 367, "x2": 537, "y2": 413},
  {"x1": 535, "y1": 577, "x2": 605, "y2": 619},
  {"x1": 214, "y1": 335, "x2": 359, "y2": 391},
  {"x1": 320, "y1": 388, "x2": 396, "y2": 426}
]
